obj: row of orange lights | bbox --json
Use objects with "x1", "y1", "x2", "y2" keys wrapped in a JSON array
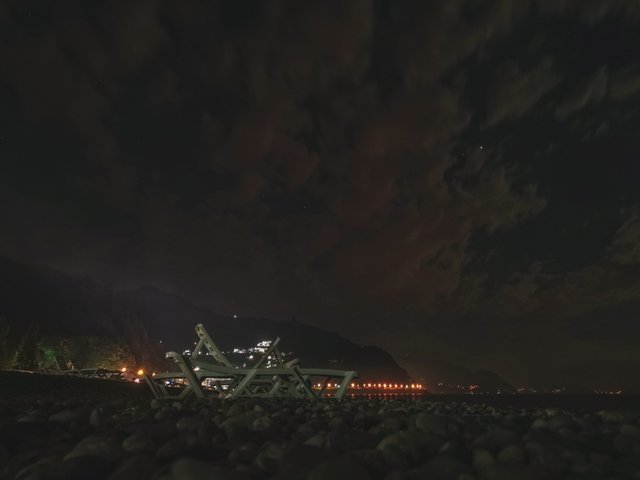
[
  {"x1": 121, "y1": 367, "x2": 149, "y2": 377},
  {"x1": 122, "y1": 367, "x2": 422, "y2": 390},
  {"x1": 351, "y1": 382, "x2": 423, "y2": 389},
  {"x1": 314, "y1": 382, "x2": 424, "y2": 389}
]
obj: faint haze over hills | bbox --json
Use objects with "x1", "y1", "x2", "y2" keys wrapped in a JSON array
[{"x1": 0, "y1": 256, "x2": 409, "y2": 383}]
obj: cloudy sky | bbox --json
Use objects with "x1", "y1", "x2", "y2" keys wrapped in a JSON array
[{"x1": 1, "y1": 0, "x2": 640, "y2": 390}]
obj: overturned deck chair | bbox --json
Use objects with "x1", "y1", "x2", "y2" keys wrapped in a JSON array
[{"x1": 145, "y1": 323, "x2": 357, "y2": 401}]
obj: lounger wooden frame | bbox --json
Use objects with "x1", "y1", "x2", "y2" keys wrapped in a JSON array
[{"x1": 145, "y1": 323, "x2": 357, "y2": 400}]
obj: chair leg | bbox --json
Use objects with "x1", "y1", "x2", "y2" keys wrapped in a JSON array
[
  {"x1": 166, "y1": 352, "x2": 205, "y2": 399},
  {"x1": 335, "y1": 371, "x2": 356, "y2": 400},
  {"x1": 291, "y1": 367, "x2": 316, "y2": 399},
  {"x1": 144, "y1": 375, "x2": 162, "y2": 399},
  {"x1": 227, "y1": 369, "x2": 258, "y2": 399}
]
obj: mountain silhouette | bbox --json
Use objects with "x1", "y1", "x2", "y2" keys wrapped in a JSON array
[{"x1": 0, "y1": 257, "x2": 409, "y2": 381}]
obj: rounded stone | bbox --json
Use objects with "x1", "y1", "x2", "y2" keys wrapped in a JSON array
[
  {"x1": 530, "y1": 419, "x2": 547, "y2": 430},
  {"x1": 415, "y1": 413, "x2": 447, "y2": 435},
  {"x1": 546, "y1": 414, "x2": 573, "y2": 431},
  {"x1": 122, "y1": 433, "x2": 157, "y2": 454},
  {"x1": 64, "y1": 435, "x2": 122, "y2": 463},
  {"x1": 49, "y1": 410, "x2": 79, "y2": 423},
  {"x1": 252, "y1": 415, "x2": 272, "y2": 432},
  {"x1": 156, "y1": 438, "x2": 186, "y2": 461},
  {"x1": 620, "y1": 424, "x2": 640, "y2": 437},
  {"x1": 226, "y1": 403, "x2": 244, "y2": 417},
  {"x1": 304, "y1": 433, "x2": 327, "y2": 448},
  {"x1": 89, "y1": 408, "x2": 103, "y2": 428},
  {"x1": 497, "y1": 445, "x2": 526, "y2": 464},
  {"x1": 107, "y1": 454, "x2": 156, "y2": 480},
  {"x1": 170, "y1": 458, "x2": 251, "y2": 480},
  {"x1": 176, "y1": 416, "x2": 200, "y2": 433},
  {"x1": 472, "y1": 448, "x2": 495, "y2": 469},
  {"x1": 413, "y1": 454, "x2": 469, "y2": 479},
  {"x1": 328, "y1": 416, "x2": 346, "y2": 430},
  {"x1": 486, "y1": 427, "x2": 518, "y2": 447},
  {"x1": 307, "y1": 456, "x2": 371, "y2": 480}
]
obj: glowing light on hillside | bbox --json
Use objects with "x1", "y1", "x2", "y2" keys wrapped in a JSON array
[
  {"x1": 121, "y1": 367, "x2": 127, "y2": 373},
  {"x1": 137, "y1": 369, "x2": 144, "y2": 376}
]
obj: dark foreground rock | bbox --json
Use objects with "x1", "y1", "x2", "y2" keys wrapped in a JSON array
[{"x1": 1, "y1": 373, "x2": 640, "y2": 479}]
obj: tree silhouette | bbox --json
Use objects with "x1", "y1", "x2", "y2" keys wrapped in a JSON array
[
  {"x1": 0, "y1": 315, "x2": 10, "y2": 368},
  {"x1": 16, "y1": 324, "x2": 39, "y2": 370}
]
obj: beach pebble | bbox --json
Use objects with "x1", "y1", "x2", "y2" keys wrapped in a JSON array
[
  {"x1": 170, "y1": 458, "x2": 250, "y2": 480},
  {"x1": 308, "y1": 456, "x2": 371, "y2": 480},
  {"x1": 122, "y1": 433, "x2": 156, "y2": 454},
  {"x1": 176, "y1": 416, "x2": 200, "y2": 432},
  {"x1": 49, "y1": 410, "x2": 80, "y2": 423},
  {"x1": 472, "y1": 448, "x2": 495, "y2": 469},
  {"x1": 620, "y1": 424, "x2": 640, "y2": 437},
  {"x1": 65, "y1": 435, "x2": 122, "y2": 463},
  {"x1": 4, "y1": 373, "x2": 640, "y2": 480},
  {"x1": 156, "y1": 438, "x2": 186, "y2": 461},
  {"x1": 415, "y1": 413, "x2": 447, "y2": 435},
  {"x1": 252, "y1": 415, "x2": 273, "y2": 432},
  {"x1": 497, "y1": 445, "x2": 527, "y2": 464},
  {"x1": 107, "y1": 454, "x2": 156, "y2": 480},
  {"x1": 89, "y1": 408, "x2": 104, "y2": 428}
]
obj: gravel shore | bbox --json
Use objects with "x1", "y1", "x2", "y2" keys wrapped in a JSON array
[{"x1": 1, "y1": 373, "x2": 639, "y2": 479}]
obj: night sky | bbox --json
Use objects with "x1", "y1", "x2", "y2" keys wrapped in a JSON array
[{"x1": 1, "y1": 1, "x2": 640, "y2": 390}]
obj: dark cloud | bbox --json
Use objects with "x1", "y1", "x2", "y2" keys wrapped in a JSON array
[
  {"x1": 487, "y1": 57, "x2": 560, "y2": 125},
  {"x1": 1, "y1": 0, "x2": 640, "y2": 390}
]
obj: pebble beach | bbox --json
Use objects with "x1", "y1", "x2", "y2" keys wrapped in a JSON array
[{"x1": 1, "y1": 372, "x2": 639, "y2": 480}]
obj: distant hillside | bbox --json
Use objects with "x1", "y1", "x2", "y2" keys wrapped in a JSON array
[
  {"x1": 0, "y1": 257, "x2": 409, "y2": 381},
  {"x1": 400, "y1": 356, "x2": 516, "y2": 394}
]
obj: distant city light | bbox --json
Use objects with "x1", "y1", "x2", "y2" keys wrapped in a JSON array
[
  {"x1": 137, "y1": 369, "x2": 144, "y2": 376},
  {"x1": 310, "y1": 380, "x2": 426, "y2": 393}
]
